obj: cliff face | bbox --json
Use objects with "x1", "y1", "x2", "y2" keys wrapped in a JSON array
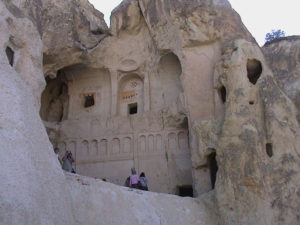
[
  {"x1": 262, "y1": 36, "x2": 300, "y2": 122},
  {"x1": 0, "y1": 0, "x2": 299, "y2": 225}
]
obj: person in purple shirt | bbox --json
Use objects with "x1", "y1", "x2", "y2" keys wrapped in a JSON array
[{"x1": 129, "y1": 168, "x2": 139, "y2": 189}]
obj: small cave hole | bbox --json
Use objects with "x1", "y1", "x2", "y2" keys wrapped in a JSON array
[
  {"x1": 178, "y1": 185, "x2": 193, "y2": 197},
  {"x1": 247, "y1": 59, "x2": 262, "y2": 85},
  {"x1": 219, "y1": 86, "x2": 227, "y2": 103},
  {"x1": 59, "y1": 83, "x2": 66, "y2": 96},
  {"x1": 249, "y1": 101, "x2": 254, "y2": 105},
  {"x1": 266, "y1": 143, "x2": 273, "y2": 158},
  {"x1": 84, "y1": 94, "x2": 95, "y2": 108},
  {"x1": 208, "y1": 152, "x2": 218, "y2": 189},
  {"x1": 128, "y1": 103, "x2": 137, "y2": 115},
  {"x1": 6, "y1": 46, "x2": 14, "y2": 66},
  {"x1": 91, "y1": 29, "x2": 104, "y2": 35}
]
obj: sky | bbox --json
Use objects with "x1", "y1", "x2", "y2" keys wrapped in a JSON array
[{"x1": 89, "y1": 0, "x2": 300, "y2": 46}]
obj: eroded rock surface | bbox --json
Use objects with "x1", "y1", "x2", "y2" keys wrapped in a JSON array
[
  {"x1": 0, "y1": 2, "x2": 75, "y2": 224},
  {"x1": 44, "y1": 0, "x2": 258, "y2": 196},
  {"x1": 262, "y1": 36, "x2": 300, "y2": 122},
  {"x1": 2, "y1": 0, "x2": 109, "y2": 77},
  {"x1": 67, "y1": 173, "x2": 218, "y2": 225},
  {"x1": 214, "y1": 39, "x2": 300, "y2": 225},
  {"x1": 0, "y1": 0, "x2": 299, "y2": 225}
]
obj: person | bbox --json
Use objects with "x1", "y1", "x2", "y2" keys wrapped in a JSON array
[
  {"x1": 138, "y1": 172, "x2": 148, "y2": 191},
  {"x1": 54, "y1": 147, "x2": 62, "y2": 166},
  {"x1": 124, "y1": 176, "x2": 130, "y2": 187},
  {"x1": 129, "y1": 168, "x2": 139, "y2": 189},
  {"x1": 62, "y1": 150, "x2": 74, "y2": 172}
]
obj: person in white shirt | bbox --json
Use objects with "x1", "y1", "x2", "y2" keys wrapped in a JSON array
[
  {"x1": 54, "y1": 147, "x2": 62, "y2": 166},
  {"x1": 62, "y1": 151, "x2": 74, "y2": 172}
]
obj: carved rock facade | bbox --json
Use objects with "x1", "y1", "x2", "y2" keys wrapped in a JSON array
[{"x1": 0, "y1": 0, "x2": 299, "y2": 225}]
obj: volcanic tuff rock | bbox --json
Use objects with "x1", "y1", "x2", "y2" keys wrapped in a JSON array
[
  {"x1": 0, "y1": 0, "x2": 299, "y2": 225},
  {"x1": 67, "y1": 173, "x2": 218, "y2": 225},
  {"x1": 2, "y1": 0, "x2": 109, "y2": 78},
  {"x1": 0, "y1": 2, "x2": 75, "y2": 224},
  {"x1": 262, "y1": 36, "x2": 300, "y2": 122},
  {"x1": 214, "y1": 39, "x2": 300, "y2": 225}
]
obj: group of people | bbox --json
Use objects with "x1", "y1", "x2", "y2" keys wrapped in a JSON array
[
  {"x1": 54, "y1": 147, "x2": 75, "y2": 173},
  {"x1": 125, "y1": 168, "x2": 148, "y2": 191},
  {"x1": 54, "y1": 148, "x2": 148, "y2": 190}
]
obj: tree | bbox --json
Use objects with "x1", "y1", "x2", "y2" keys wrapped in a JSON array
[{"x1": 265, "y1": 29, "x2": 285, "y2": 43}]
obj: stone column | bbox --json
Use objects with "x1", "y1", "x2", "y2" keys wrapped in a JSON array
[
  {"x1": 133, "y1": 132, "x2": 139, "y2": 173},
  {"x1": 110, "y1": 69, "x2": 118, "y2": 116},
  {"x1": 143, "y1": 72, "x2": 150, "y2": 112}
]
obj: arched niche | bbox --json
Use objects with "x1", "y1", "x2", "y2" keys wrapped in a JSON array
[
  {"x1": 118, "y1": 74, "x2": 144, "y2": 116},
  {"x1": 40, "y1": 72, "x2": 69, "y2": 122},
  {"x1": 151, "y1": 52, "x2": 183, "y2": 110},
  {"x1": 60, "y1": 65, "x2": 112, "y2": 119}
]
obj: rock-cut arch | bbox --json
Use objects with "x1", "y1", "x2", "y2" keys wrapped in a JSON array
[{"x1": 151, "y1": 52, "x2": 183, "y2": 110}]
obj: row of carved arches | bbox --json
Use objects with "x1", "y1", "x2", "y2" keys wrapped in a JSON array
[
  {"x1": 58, "y1": 137, "x2": 133, "y2": 158},
  {"x1": 58, "y1": 130, "x2": 189, "y2": 161}
]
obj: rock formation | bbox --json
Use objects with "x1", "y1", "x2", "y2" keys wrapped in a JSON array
[
  {"x1": 2, "y1": 0, "x2": 108, "y2": 78},
  {"x1": 262, "y1": 36, "x2": 300, "y2": 122},
  {"x1": 67, "y1": 173, "x2": 217, "y2": 225},
  {"x1": 0, "y1": 0, "x2": 299, "y2": 225},
  {"x1": 0, "y1": 2, "x2": 75, "y2": 224},
  {"x1": 214, "y1": 39, "x2": 299, "y2": 225},
  {"x1": 38, "y1": 0, "x2": 258, "y2": 196}
]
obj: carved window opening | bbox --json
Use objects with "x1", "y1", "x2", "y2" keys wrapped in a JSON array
[
  {"x1": 208, "y1": 152, "x2": 218, "y2": 189},
  {"x1": 128, "y1": 102, "x2": 137, "y2": 115},
  {"x1": 247, "y1": 59, "x2": 262, "y2": 85},
  {"x1": 84, "y1": 94, "x2": 95, "y2": 108},
  {"x1": 266, "y1": 143, "x2": 273, "y2": 158},
  {"x1": 6, "y1": 46, "x2": 14, "y2": 66},
  {"x1": 178, "y1": 185, "x2": 193, "y2": 197},
  {"x1": 219, "y1": 86, "x2": 227, "y2": 103}
]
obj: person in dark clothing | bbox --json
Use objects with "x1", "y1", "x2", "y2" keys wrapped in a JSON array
[
  {"x1": 138, "y1": 172, "x2": 148, "y2": 191},
  {"x1": 124, "y1": 176, "x2": 130, "y2": 187}
]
